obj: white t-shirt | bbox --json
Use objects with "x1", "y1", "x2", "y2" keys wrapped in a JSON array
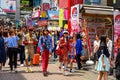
[
  {"x1": 107, "y1": 40, "x2": 112, "y2": 58},
  {"x1": 93, "y1": 40, "x2": 100, "y2": 53}
]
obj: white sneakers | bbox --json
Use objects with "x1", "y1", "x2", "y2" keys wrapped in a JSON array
[
  {"x1": 63, "y1": 71, "x2": 68, "y2": 76},
  {"x1": 20, "y1": 64, "x2": 24, "y2": 67},
  {"x1": 70, "y1": 69, "x2": 75, "y2": 73}
]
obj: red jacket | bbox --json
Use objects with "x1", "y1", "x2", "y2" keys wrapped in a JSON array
[{"x1": 59, "y1": 37, "x2": 69, "y2": 55}]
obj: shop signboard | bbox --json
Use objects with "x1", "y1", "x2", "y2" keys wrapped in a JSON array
[
  {"x1": 59, "y1": 0, "x2": 68, "y2": 8},
  {"x1": 71, "y1": 0, "x2": 83, "y2": 6},
  {"x1": 47, "y1": 10, "x2": 59, "y2": 20},
  {"x1": 38, "y1": 20, "x2": 48, "y2": 26},
  {"x1": 84, "y1": 0, "x2": 101, "y2": 5},
  {"x1": 42, "y1": 0, "x2": 50, "y2": 4},
  {"x1": 41, "y1": 3, "x2": 50, "y2": 11},
  {"x1": 114, "y1": 10, "x2": 120, "y2": 57},
  {"x1": 71, "y1": 4, "x2": 80, "y2": 35},
  {"x1": 0, "y1": 0, "x2": 16, "y2": 13},
  {"x1": 32, "y1": 10, "x2": 40, "y2": 18},
  {"x1": 40, "y1": 11, "x2": 47, "y2": 18}
]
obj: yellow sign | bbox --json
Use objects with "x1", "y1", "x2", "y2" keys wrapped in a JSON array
[
  {"x1": 41, "y1": 11, "x2": 47, "y2": 18},
  {"x1": 64, "y1": 24, "x2": 68, "y2": 29},
  {"x1": 59, "y1": 9, "x2": 64, "y2": 27}
]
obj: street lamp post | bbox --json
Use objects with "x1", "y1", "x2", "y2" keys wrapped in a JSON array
[{"x1": 15, "y1": 0, "x2": 20, "y2": 28}]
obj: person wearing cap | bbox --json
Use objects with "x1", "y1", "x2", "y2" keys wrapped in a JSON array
[
  {"x1": 24, "y1": 27, "x2": 37, "y2": 72},
  {"x1": 38, "y1": 29, "x2": 52, "y2": 76},
  {"x1": 59, "y1": 30, "x2": 69, "y2": 76}
]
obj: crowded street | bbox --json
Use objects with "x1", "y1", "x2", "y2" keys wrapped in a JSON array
[
  {"x1": 0, "y1": 0, "x2": 120, "y2": 80},
  {"x1": 0, "y1": 58, "x2": 115, "y2": 80}
]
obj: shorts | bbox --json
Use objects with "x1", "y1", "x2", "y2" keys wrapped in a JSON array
[
  {"x1": 68, "y1": 55, "x2": 75, "y2": 59},
  {"x1": 25, "y1": 46, "x2": 34, "y2": 59}
]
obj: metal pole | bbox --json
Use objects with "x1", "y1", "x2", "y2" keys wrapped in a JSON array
[{"x1": 15, "y1": 0, "x2": 20, "y2": 28}]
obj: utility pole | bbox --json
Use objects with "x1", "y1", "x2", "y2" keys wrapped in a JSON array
[{"x1": 15, "y1": 0, "x2": 20, "y2": 28}]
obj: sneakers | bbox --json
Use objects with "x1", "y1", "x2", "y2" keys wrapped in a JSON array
[
  {"x1": 20, "y1": 64, "x2": 24, "y2": 67},
  {"x1": 63, "y1": 71, "x2": 68, "y2": 76},
  {"x1": 25, "y1": 68, "x2": 33, "y2": 73},
  {"x1": 70, "y1": 69, "x2": 74, "y2": 73},
  {"x1": 58, "y1": 69, "x2": 61, "y2": 73},
  {"x1": 14, "y1": 68, "x2": 18, "y2": 73}
]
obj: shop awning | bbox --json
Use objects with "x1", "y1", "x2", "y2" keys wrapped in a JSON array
[{"x1": 83, "y1": 4, "x2": 114, "y2": 15}]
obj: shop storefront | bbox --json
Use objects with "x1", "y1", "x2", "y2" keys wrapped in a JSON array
[{"x1": 69, "y1": 4, "x2": 113, "y2": 59}]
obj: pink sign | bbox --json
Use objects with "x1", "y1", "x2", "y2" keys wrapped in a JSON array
[
  {"x1": 64, "y1": 10, "x2": 68, "y2": 20},
  {"x1": 114, "y1": 11, "x2": 120, "y2": 58},
  {"x1": 32, "y1": 11, "x2": 40, "y2": 18}
]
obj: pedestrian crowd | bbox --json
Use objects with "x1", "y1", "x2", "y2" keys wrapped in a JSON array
[{"x1": 0, "y1": 25, "x2": 120, "y2": 80}]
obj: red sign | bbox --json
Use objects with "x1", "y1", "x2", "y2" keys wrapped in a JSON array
[
  {"x1": 42, "y1": 3, "x2": 50, "y2": 11},
  {"x1": 38, "y1": 20, "x2": 48, "y2": 26},
  {"x1": 59, "y1": 0, "x2": 68, "y2": 8},
  {"x1": 71, "y1": 0, "x2": 83, "y2": 6}
]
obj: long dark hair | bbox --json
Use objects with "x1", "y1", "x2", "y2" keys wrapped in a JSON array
[{"x1": 98, "y1": 35, "x2": 110, "y2": 58}]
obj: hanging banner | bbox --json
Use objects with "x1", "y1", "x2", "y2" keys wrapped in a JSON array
[
  {"x1": 71, "y1": 4, "x2": 80, "y2": 35},
  {"x1": 114, "y1": 10, "x2": 120, "y2": 57},
  {"x1": 59, "y1": 9, "x2": 64, "y2": 27}
]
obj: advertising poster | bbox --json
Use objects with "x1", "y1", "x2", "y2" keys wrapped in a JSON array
[
  {"x1": 47, "y1": 10, "x2": 59, "y2": 20},
  {"x1": 1, "y1": 0, "x2": 16, "y2": 13},
  {"x1": 114, "y1": 10, "x2": 120, "y2": 57},
  {"x1": 71, "y1": 4, "x2": 80, "y2": 35}
]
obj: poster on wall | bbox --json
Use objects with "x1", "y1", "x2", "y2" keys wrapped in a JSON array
[
  {"x1": 114, "y1": 10, "x2": 120, "y2": 57},
  {"x1": 1, "y1": 0, "x2": 16, "y2": 13},
  {"x1": 71, "y1": 4, "x2": 80, "y2": 35}
]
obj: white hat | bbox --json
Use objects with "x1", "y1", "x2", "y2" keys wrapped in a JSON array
[{"x1": 63, "y1": 30, "x2": 69, "y2": 34}]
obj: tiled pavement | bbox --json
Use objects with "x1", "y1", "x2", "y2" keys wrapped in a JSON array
[{"x1": 0, "y1": 59, "x2": 115, "y2": 80}]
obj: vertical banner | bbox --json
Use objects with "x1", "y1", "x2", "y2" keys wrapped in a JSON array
[
  {"x1": 114, "y1": 10, "x2": 120, "y2": 58},
  {"x1": 59, "y1": 9, "x2": 64, "y2": 27},
  {"x1": 71, "y1": 4, "x2": 80, "y2": 35}
]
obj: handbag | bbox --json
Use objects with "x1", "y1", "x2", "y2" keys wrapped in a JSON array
[{"x1": 23, "y1": 40, "x2": 28, "y2": 45}]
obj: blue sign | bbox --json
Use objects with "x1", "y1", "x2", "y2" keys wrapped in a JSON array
[
  {"x1": 47, "y1": 10, "x2": 59, "y2": 20},
  {"x1": 84, "y1": 0, "x2": 101, "y2": 5}
]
